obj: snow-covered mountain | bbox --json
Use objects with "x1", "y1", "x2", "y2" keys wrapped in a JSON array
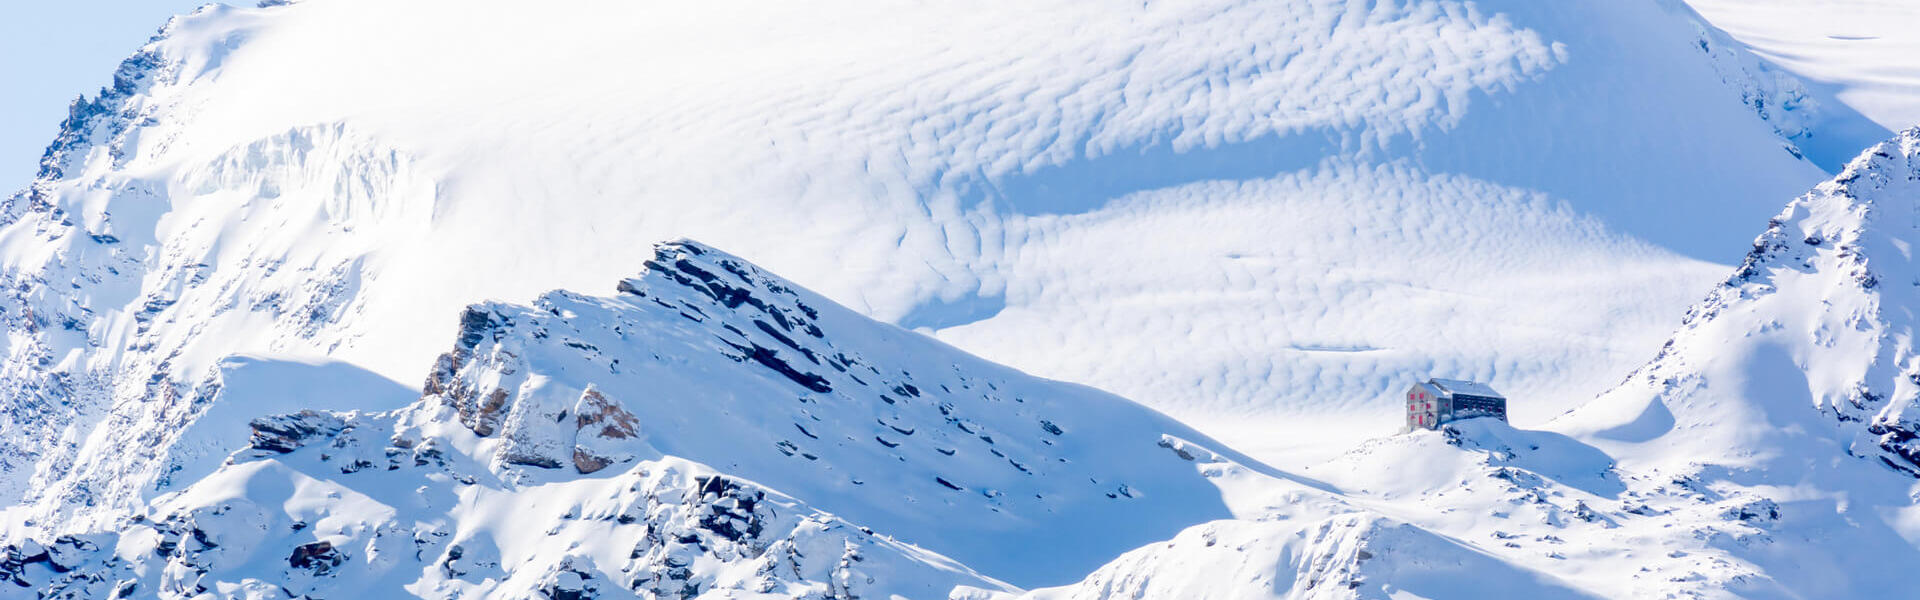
[
  {"x1": 991, "y1": 132, "x2": 1920, "y2": 598},
  {"x1": 14, "y1": 226, "x2": 1905, "y2": 599},
  {"x1": 0, "y1": 0, "x2": 1865, "y2": 495},
  {"x1": 1551, "y1": 128, "x2": 1920, "y2": 595},
  {"x1": 15, "y1": 136, "x2": 1920, "y2": 596},
  {"x1": 1567, "y1": 128, "x2": 1920, "y2": 475},
  {"x1": 6, "y1": 0, "x2": 1920, "y2": 597},
  {"x1": 969, "y1": 127, "x2": 1920, "y2": 598}
]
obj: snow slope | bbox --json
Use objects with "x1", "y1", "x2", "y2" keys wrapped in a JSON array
[
  {"x1": 1542, "y1": 129, "x2": 1920, "y2": 596},
  {"x1": 1564, "y1": 128, "x2": 1920, "y2": 475},
  {"x1": 9, "y1": 430, "x2": 1011, "y2": 599},
  {"x1": 10, "y1": 134, "x2": 1920, "y2": 597},
  {"x1": 1684, "y1": 0, "x2": 1920, "y2": 160},
  {"x1": 403, "y1": 239, "x2": 1266, "y2": 585},
  {"x1": 0, "y1": 1, "x2": 1849, "y2": 511},
  {"x1": 973, "y1": 130, "x2": 1920, "y2": 599},
  {"x1": 1020, "y1": 417, "x2": 1786, "y2": 599},
  {"x1": 0, "y1": 238, "x2": 1789, "y2": 599},
  {"x1": 5, "y1": 1, "x2": 1918, "y2": 596},
  {"x1": 0, "y1": 238, "x2": 1282, "y2": 592}
]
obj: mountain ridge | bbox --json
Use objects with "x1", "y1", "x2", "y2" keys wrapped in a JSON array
[
  {"x1": 4, "y1": 1, "x2": 1918, "y2": 598},
  {"x1": 0, "y1": 0, "x2": 1846, "y2": 469}
]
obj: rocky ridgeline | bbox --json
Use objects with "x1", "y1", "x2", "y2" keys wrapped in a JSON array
[
  {"x1": 415, "y1": 240, "x2": 1103, "y2": 494},
  {"x1": 0, "y1": 239, "x2": 1240, "y2": 597},
  {"x1": 3, "y1": 404, "x2": 999, "y2": 598},
  {"x1": 393, "y1": 239, "x2": 1228, "y2": 588}
]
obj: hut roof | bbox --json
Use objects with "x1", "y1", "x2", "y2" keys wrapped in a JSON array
[{"x1": 1429, "y1": 378, "x2": 1503, "y2": 398}]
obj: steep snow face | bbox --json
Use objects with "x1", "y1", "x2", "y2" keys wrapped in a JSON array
[
  {"x1": 3, "y1": 2, "x2": 1915, "y2": 596},
  {"x1": 0, "y1": 0, "x2": 1841, "y2": 500}
]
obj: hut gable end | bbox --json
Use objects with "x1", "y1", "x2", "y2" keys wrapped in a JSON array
[{"x1": 1404, "y1": 377, "x2": 1507, "y2": 431}]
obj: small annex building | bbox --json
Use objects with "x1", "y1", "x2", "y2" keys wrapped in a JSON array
[{"x1": 1405, "y1": 378, "x2": 1507, "y2": 431}]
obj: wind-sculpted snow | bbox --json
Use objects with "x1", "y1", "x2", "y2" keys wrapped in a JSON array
[
  {"x1": 0, "y1": 2, "x2": 1848, "y2": 512},
  {"x1": 934, "y1": 163, "x2": 1718, "y2": 432},
  {"x1": 0, "y1": 1, "x2": 1906, "y2": 595}
]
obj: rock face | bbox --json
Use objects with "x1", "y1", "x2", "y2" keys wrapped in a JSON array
[
  {"x1": 248, "y1": 411, "x2": 348, "y2": 454},
  {"x1": 571, "y1": 388, "x2": 640, "y2": 474}
]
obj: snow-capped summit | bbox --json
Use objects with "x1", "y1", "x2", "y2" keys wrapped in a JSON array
[
  {"x1": 1567, "y1": 127, "x2": 1920, "y2": 475},
  {"x1": 1540, "y1": 128, "x2": 1920, "y2": 596}
]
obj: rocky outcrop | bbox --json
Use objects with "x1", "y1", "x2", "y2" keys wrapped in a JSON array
[
  {"x1": 247, "y1": 410, "x2": 347, "y2": 454},
  {"x1": 572, "y1": 387, "x2": 640, "y2": 474}
]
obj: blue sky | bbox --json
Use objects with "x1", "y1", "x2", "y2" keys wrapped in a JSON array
[{"x1": 1, "y1": 1, "x2": 210, "y2": 187}]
